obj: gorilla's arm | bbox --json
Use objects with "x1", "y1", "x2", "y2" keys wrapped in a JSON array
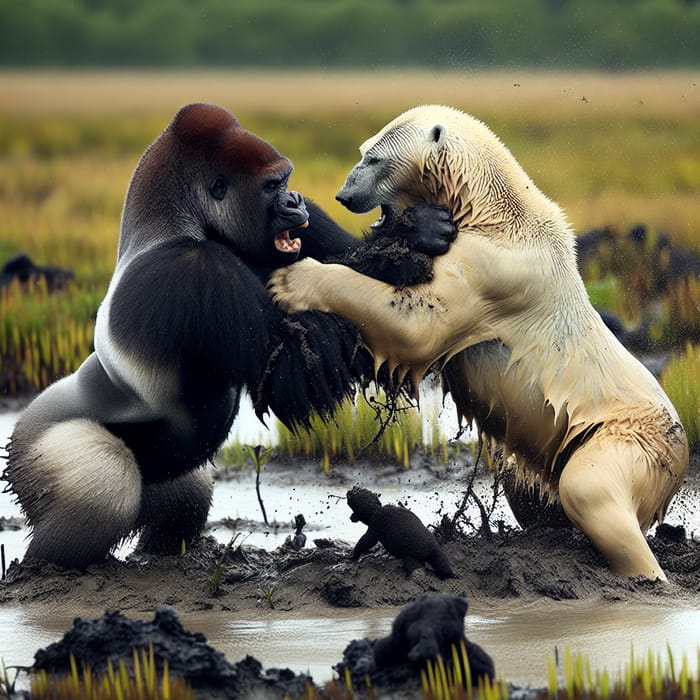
[
  {"x1": 300, "y1": 201, "x2": 456, "y2": 288},
  {"x1": 106, "y1": 238, "x2": 371, "y2": 433},
  {"x1": 296, "y1": 200, "x2": 359, "y2": 260},
  {"x1": 252, "y1": 309, "x2": 372, "y2": 429}
]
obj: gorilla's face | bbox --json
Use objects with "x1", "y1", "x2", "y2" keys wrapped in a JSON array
[
  {"x1": 201, "y1": 149, "x2": 310, "y2": 267},
  {"x1": 151, "y1": 103, "x2": 310, "y2": 268}
]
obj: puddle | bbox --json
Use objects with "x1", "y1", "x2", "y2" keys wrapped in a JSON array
[{"x1": 1, "y1": 599, "x2": 699, "y2": 687}]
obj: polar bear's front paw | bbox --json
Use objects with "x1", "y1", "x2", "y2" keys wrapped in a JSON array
[{"x1": 268, "y1": 258, "x2": 326, "y2": 313}]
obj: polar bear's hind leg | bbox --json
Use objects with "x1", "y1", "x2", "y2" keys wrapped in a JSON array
[{"x1": 558, "y1": 426, "x2": 685, "y2": 581}]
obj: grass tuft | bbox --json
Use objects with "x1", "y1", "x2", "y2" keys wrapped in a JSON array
[
  {"x1": 30, "y1": 645, "x2": 193, "y2": 700},
  {"x1": 661, "y1": 343, "x2": 700, "y2": 453},
  {"x1": 547, "y1": 644, "x2": 700, "y2": 700},
  {"x1": 272, "y1": 390, "x2": 459, "y2": 469}
]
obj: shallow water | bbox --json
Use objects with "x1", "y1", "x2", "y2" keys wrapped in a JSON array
[
  {"x1": 2, "y1": 400, "x2": 700, "y2": 688},
  {"x1": 0, "y1": 389, "x2": 483, "y2": 561},
  {"x1": 1, "y1": 599, "x2": 699, "y2": 687}
]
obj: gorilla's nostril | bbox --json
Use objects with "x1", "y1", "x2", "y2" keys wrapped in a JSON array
[{"x1": 278, "y1": 190, "x2": 308, "y2": 220}]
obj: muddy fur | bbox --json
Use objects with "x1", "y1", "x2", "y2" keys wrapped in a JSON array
[{"x1": 269, "y1": 105, "x2": 689, "y2": 581}]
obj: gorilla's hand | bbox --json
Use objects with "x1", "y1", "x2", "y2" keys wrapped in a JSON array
[{"x1": 393, "y1": 204, "x2": 456, "y2": 256}]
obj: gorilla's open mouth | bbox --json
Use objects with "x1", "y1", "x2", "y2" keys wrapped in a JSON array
[
  {"x1": 274, "y1": 221, "x2": 308, "y2": 255},
  {"x1": 370, "y1": 204, "x2": 395, "y2": 232}
]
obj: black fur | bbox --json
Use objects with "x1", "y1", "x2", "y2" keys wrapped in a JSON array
[{"x1": 347, "y1": 486, "x2": 455, "y2": 579}]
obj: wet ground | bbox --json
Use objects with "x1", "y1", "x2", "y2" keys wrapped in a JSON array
[{"x1": 2, "y1": 454, "x2": 700, "y2": 698}]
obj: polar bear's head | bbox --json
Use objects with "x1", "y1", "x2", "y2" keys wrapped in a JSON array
[{"x1": 336, "y1": 105, "x2": 560, "y2": 240}]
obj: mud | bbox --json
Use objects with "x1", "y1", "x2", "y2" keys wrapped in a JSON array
[
  {"x1": 4, "y1": 513, "x2": 699, "y2": 614},
  {"x1": 2, "y1": 457, "x2": 700, "y2": 698},
  {"x1": 31, "y1": 607, "x2": 313, "y2": 700}
]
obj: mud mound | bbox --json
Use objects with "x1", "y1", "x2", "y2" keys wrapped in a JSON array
[
  {"x1": 32, "y1": 606, "x2": 311, "y2": 700},
  {"x1": 3, "y1": 522, "x2": 700, "y2": 614}
]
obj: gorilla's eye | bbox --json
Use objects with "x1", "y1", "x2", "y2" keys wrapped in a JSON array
[
  {"x1": 209, "y1": 175, "x2": 229, "y2": 201},
  {"x1": 263, "y1": 177, "x2": 283, "y2": 194}
]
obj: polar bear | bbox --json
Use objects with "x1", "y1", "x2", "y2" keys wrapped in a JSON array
[{"x1": 270, "y1": 105, "x2": 689, "y2": 581}]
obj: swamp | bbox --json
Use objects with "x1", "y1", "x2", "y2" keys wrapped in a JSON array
[{"x1": 1, "y1": 70, "x2": 699, "y2": 698}]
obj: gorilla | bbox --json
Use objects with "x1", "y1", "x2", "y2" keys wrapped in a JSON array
[{"x1": 2, "y1": 103, "x2": 454, "y2": 568}]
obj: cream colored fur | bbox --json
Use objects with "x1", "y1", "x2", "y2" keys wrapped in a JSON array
[{"x1": 270, "y1": 105, "x2": 689, "y2": 581}]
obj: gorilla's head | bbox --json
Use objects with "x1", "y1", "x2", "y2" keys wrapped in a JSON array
[{"x1": 120, "y1": 103, "x2": 308, "y2": 267}]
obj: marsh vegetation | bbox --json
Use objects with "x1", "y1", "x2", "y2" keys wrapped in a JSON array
[{"x1": 1, "y1": 71, "x2": 698, "y2": 453}]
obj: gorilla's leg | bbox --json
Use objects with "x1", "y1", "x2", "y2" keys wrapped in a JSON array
[
  {"x1": 8, "y1": 419, "x2": 142, "y2": 568},
  {"x1": 558, "y1": 435, "x2": 675, "y2": 581},
  {"x1": 136, "y1": 465, "x2": 214, "y2": 554}
]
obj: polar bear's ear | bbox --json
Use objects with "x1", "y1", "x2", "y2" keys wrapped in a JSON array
[{"x1": 428, "y1": 123, "x2": 448, "y2": 148}]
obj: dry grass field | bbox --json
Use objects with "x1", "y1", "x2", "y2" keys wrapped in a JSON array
[{"x1": 1, "y1": 70, "x2": 699, "y2": 241}]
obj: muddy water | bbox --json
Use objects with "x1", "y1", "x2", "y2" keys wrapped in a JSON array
[
  {"x1": 2, "y1": 403, "x2": 700, "y2": 688},
  {"x1": 1, "y1": 599, "x2": 699, "y2": 686}
]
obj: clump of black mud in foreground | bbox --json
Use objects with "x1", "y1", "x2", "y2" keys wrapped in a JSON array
[{"x1": 29, "y1": 606, "x2": 313, "y2": 700}]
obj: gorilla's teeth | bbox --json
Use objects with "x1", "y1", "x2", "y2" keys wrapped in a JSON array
[
  {"x1": 371, "y1": 214, "x2": 386, "y2": 229},
  {"x1": 274, "y1": 231, "x2": 301, "y2": 253}
]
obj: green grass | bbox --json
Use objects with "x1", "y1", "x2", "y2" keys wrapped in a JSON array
[
  {"x1": 315, "y1": 643, "x2": 700, "y2": 700},
  {"x1": 661, "y1": 344, "x2": 700, "y2": 453},
  {"x1": 218, "y1": 390, "x2": 458, "y2": 471},
  {"x1": 29, "y1": 646, "x2": 193, "y2": 700},
  {"x1": 545, "y1": 644, "x2": 700, "y2": 700},
  {"x1": 16, "y1": 643, "x2": 700, "y2": 700},
  {"x1": 0, "y1": 278, "x2": 100, "y2": 393}
]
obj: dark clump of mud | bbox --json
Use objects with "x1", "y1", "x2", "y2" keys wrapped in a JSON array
[
  {"x1": 32, "y1": 606, "x2": 312, "y2": 700},
  {"x1": 337, "y1": 593, "x2": 495, "y2": 696}
]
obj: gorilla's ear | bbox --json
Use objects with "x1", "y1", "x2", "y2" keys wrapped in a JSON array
[{"x1": 428, "y1": 123, "x2": 448, "y2": 148}]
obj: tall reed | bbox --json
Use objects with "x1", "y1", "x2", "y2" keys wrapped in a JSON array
[
  {"x1": 661, "y1": 343, "x2": 700, "y2": 453},
  {"x1": 0, "y1": 279, "x2": 99, "y2": 394}
]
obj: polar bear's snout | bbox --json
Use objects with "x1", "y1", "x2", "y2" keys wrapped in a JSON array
[{"x1": 336, "y1": 162, "x2": 381, "y2": 213}]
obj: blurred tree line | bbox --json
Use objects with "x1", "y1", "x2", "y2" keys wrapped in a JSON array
[{"x1": 0, "y1": 0, "x2": 698, "y2": 69}]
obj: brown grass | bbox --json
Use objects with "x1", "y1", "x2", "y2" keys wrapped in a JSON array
[
  {"x1": 3, "y1": 69, "x2": 697, "y2": 241},
  {"x1": 1, "y1": 69, "x2": 697, "y2": 118}
]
